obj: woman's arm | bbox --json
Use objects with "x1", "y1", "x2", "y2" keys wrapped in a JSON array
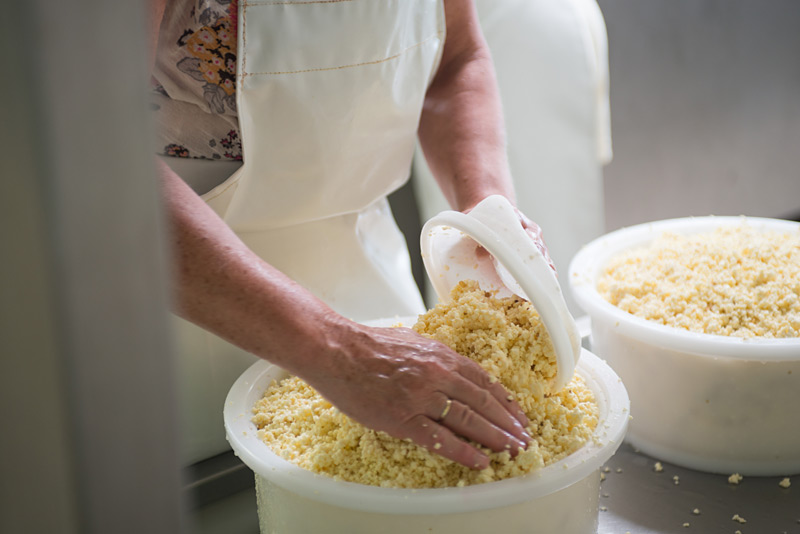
[
  {"x1": 418, "y1": 0, "x2": 515, "y2": 212},
  {"x1": 148, "y1": 2, "x2": 530, "y2": 469},
  {"x1": 159, "y1": 161, "x2": 530, "y2": 469},
  {"x1": 419, "y1": 0, "x2": 554, "y2": 268}
]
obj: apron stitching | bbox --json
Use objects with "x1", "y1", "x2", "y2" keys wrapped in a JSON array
[
  {"x1": 241, "y1": 1, "x2": 248, "y2": 82},
  {"x1": 243, "y1": 33, "x2": 442, "y2": 77}
]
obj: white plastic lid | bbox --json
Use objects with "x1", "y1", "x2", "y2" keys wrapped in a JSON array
[{"x1": 420, "y1": 195, "x2": 581, "y2": 392}]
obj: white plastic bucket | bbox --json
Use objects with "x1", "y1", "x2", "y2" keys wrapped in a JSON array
[
  {"x1": 224, "y1": 349, "x2": 629, "y2": 533},
  {"x1": 569, "y1": 216, "x2": 800, "y2": 475}
]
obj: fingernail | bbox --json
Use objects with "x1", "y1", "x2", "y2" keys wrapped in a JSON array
[
  {"x1": 508, "y1": 439, "x2": 527, "y2": 457},
  {"x1": 473, "y1": 452, "x2": 490, "y2": 470},
  {"x1": 513, "y1": 420, "x2": 531, "y2": 439}
]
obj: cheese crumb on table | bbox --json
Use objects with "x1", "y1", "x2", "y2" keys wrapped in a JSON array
[
  {"x1": 779, "y1": 477, "x2": 791, "y2": 488},
  {"x1": 673, "y1": 475, "x2": 680, "y2": 485},
  {"x1": 597, "y1": 225, "x2": 800, "y2": 338},
  {"x1": 692, "y1": 508, "x2": 700, "y2": 515},
  {"x1": 728, "y1": 473, "x2": 744, "y2": 485},
  {"x1": 654, "y1": 461, "x2": 663, "y2": 472},
  {"x1": 732, "y1": 514, "x2": 747, "y2": 524},
  {"x1": 251, "y1": 280, "x2": 599, "y2": 488}
]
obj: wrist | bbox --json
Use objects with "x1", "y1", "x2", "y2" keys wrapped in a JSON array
[
  {"x1": 457, "y1": 186, "x2": 516, "y2": 213},
  {"x1": 270, "y1": 306, "x2": 369, "y2": 394}
]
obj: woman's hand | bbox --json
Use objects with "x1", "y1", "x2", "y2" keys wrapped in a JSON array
[
  {"x1": 304, "y1": 323, "x2": 531, "y2": 470},
  {"x1": 469, "y1": 201, "x2": 557, "y2": 285}
]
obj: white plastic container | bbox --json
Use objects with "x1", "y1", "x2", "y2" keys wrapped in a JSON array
[
  {"x1": 224, "y1": 347, "x2": 629, "y2": 534},
  {"x1": 569, "y1": 216, "x2": 800, "y2": 476},
  {"x1": 420, "y1": 194, "x2": 582, "y2": 392}
]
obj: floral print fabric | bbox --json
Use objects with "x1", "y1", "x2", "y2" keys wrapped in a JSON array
[{"x1": 152, "y1": 0, "x2": 242, "y2": 160}]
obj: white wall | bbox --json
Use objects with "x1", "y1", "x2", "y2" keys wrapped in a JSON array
[{"x1": 598, "y1": 0, "x2": 800, "y2": 230}]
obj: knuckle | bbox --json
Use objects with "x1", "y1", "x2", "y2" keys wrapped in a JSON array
[
  {"x1": 399, "y1": 414, "x2": 431, "y2": 441},
  {"x1": 452, "y1": 405, "x2": 476, "y2": 427},
  {"x1": 474, "y1": 389, "x2": 495, "y2": 412}
]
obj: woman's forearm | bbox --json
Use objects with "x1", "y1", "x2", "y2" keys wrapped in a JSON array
[
  {"x1": 418, "y1": 0, "x2": 516, "y2": 212},
  {"x1": 158, "y1": 159, "x2": 349, "y2": 377},
  {"x1": 158, "y1": 159, "x2": 531, "y2": 468}
]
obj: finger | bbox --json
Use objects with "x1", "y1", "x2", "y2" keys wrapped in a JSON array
[
  {"x1": 475, "y1": 243, "x2": 491, "y2": 259},
  {"x1": 515, "y1": 209, "x2": 557, "y2": 273},
  {"x1": 404, "y1": 414, "x2": 490, "y2": 470},
  {"x1": 524, "y1": 226, "x2": 555, "y2": 271},
  {"x1": 440, "y1": 399, "x2": 527, "y2": 456},
  {"x1": 441, "y1": 373, "x2": 531, "y2": 445},
  {"x1": 454, "y1": 359, "x2": 530, "y2": 430}
]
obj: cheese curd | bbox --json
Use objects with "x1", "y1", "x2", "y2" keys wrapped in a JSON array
[
  {"x1": 597, "y1": 225, "x2": 800, "y2": 338},
  {"x1": 252, "y1": 280, "x2": 598, "y2": 488}
]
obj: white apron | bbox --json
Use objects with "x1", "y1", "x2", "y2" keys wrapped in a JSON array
[{"x1": 176, "y1": 0, "x2": 445, "y2": 465}]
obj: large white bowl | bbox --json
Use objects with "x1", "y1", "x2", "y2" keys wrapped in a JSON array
[
  {"x1": 569, "y1": 216, "x2": 800, "y2": 476},
  {"x1": 224, "y1": 348, "x2": 629, "y2": 534}
]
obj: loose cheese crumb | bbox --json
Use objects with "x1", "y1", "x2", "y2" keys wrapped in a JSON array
[
  {"x1": 654, "y1": 461, "x2": 663, "y2": 472},
  {"x1": 692, "y1": 508, "x2": 700, "y2": 515},
  {"x1": 598, "y1": 225, "x2": 800, "y2": 338},
  {"x1": 728, "y1": 473, "x2": 744, "y2": 485},
  {"x1": 732, "y1": 514, "x2": 747, "y2": 524},
  {"x1": 779, "y1": 477, "x2": 791, "y2": 488},
  {"x1": 673, "y1": 475, "x2": 680, "y2": 485},
  {"x1": 682, "y1": 522, "x2": 690, "y2": 528},
  {"x1": 252, "y1": 280, "x2": 598, "y2": 488}
]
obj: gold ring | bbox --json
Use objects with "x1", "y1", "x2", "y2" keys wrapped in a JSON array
[{"x1": 439, "y1": 399, "x2": 452, "y2": 421}]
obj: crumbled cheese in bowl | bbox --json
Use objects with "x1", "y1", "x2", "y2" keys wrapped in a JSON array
[
  {"x1": 252, "y1": 280, "x2": 598, "y2": 488},
  {"x1": 597, "y1": 225, "x2": 800, "y2": 338}
]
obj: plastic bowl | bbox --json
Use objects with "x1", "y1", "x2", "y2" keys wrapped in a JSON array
[
  {"x1": 420, "y1": 195, "x2": 581, "y2": 392},
  {"x1": 224, "y1": 347, "x2": 629, "y2": 533},
  {"x1": 569, "y1": 216, "x2": 800, "y2": 476}
]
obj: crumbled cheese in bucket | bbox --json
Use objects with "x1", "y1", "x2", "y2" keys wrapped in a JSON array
[
  {"x1": 597, "y1": 225, "x2": 800, "y2": 338},
  {"x1": 252, "y1": 280, "x2": 598, "y2": 488}
]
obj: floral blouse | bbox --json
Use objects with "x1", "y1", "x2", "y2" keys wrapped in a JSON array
[{"x1": 151, "y1": 0, "x2": 242, "y2": 160}]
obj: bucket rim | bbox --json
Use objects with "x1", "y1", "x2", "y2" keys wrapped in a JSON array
[{"x1": 223, "y1": 346, "x2": 629, "y2": 515}]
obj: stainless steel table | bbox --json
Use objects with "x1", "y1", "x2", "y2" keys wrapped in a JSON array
[
  {"x1": 597, "y1": 443, "x2": 799, "y2": 533},
  {"x1": 190, "y1": 443, "x2": 799, "y2": 533}
]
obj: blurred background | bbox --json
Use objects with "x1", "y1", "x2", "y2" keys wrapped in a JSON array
[
  {"x1": 2, "y1": 1, "x2": 799, "y2": 533},
  {"x1": 598, "y1": 0, "x2": 800, "y2": 229}
]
